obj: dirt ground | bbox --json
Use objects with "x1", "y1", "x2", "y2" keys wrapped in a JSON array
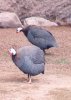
[{"x1": 0, "y1": 26, "x2": 71, "y2": 100}]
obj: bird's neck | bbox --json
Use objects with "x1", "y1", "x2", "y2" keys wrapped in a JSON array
[
  {"x1": 12, "y1": 54, "x2": 16, "y2": 62},
  {"x1": 22, "y1": 26, "x2": 31, "y2": 36},
  {"x1": 22, "y1": 29, "x2": 28, "y2": 37}
]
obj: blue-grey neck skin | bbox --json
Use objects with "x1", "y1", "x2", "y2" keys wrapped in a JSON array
[
  {"x1": 12, "y1": 54, "x2": 16, "y2": 63},
  {"x1": 21, "y1": 27, "x2": 29, "y2": 37}
]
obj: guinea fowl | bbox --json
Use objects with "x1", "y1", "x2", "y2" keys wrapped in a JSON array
[
  {"x1": 9, "y1": 46, "x2": 45, "y2": 83},
  {"x1": 16, "y1": 25, "x2": 58, "y2": 51}
]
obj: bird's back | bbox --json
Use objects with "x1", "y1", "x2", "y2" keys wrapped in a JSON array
[{"x1": 26, "y1": 26, "x2": 57, "y2": 49}]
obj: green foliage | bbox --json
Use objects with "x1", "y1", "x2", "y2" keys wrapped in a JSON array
[{"x1": 55, "y1": 58, "x2": 70, "y2": 64}]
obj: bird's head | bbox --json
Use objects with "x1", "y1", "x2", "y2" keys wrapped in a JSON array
[
  {"x1": 16, "y1": 27, "x2": 23, "y2": 33},
  {"x1": 9, "y1": 48, "x2": 16, "y2": 56},
  {"x1": 16, "y1": 26, "x2": 28, "y2": 36}
]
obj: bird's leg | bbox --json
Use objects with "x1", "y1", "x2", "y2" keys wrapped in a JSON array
[
  {"x1": 28, "y1": 74, "x2": 32, "y2": 84},
  {"x1": 43, "y1": 49, "x2": 46, "y2": 54}
]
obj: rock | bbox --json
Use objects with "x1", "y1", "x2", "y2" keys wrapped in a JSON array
[
  {"x1": 0, "y1": 12, "x2": 23, "y2": 28},
  {"x1": 24, "y1": 17, "x2": 58, "y2": 27},
  {"x1": 56, "y1": 17, "x2": 71, "y2": 26},
  {"x1": 0, "y1": 0, "x2": 71, "y2": 26}
]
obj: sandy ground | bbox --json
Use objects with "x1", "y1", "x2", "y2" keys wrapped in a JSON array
[{"x1": 0, "y1": 26, "x2": 71, "y2": 100}]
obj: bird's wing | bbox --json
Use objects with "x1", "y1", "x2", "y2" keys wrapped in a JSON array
[
  {"x1": 21, "y1": 56, "x2": 44, "y2": 75},
  {"x1": 28, "y1": 28, "x2": 56, "y2": 42},
  {"x1": 28, "y1": 28, "x2": 48, "y2": 39},
  {"x1": 28, "y1": 28, "x2": 57, "y2": 46},
  {"x1": 28, "y1": 32, "x2": 48, "y2": 49},
  {"x1": 23, "y1": 56, "x2": 44, "y2": 66}
]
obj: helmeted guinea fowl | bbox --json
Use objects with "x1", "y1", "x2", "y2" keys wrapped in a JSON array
[
  {"x1": 9, "y1": 45, "x2": 45, "y2": 83},
  {"x1": 16, "y1": 25, "x2": 58, "y2": 51}
]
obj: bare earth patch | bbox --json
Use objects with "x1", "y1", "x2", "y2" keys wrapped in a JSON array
[{"x1": 0, "y1": 26, "x2": 71, "y2": 100}]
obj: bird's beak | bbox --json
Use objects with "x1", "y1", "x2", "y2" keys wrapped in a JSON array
[
  {"x1": 16, "y1": 30, "x2": 19, "y2": 34},
  {"x1": 8, "y1": 50, "x2": 12, "y2": 56},
  {"x1": 9, "y1": 53, "x2": 12, "y2": 56}
]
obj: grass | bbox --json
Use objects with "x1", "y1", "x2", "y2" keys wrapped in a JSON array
[{"x1": 55, "y1": 58, "x2": 70, "y2": 64}]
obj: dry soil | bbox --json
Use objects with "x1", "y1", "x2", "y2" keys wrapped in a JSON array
[{"x1": 0, "y1": 26, "x2": 71, "y2": 100}]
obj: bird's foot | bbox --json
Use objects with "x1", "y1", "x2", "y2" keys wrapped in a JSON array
[
  {"x1": 28, "y1": 75, "x2": 32, "y2": 84},
  {"x1": 28, "y1": 79, "x2": 32, "y2": 84}
]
